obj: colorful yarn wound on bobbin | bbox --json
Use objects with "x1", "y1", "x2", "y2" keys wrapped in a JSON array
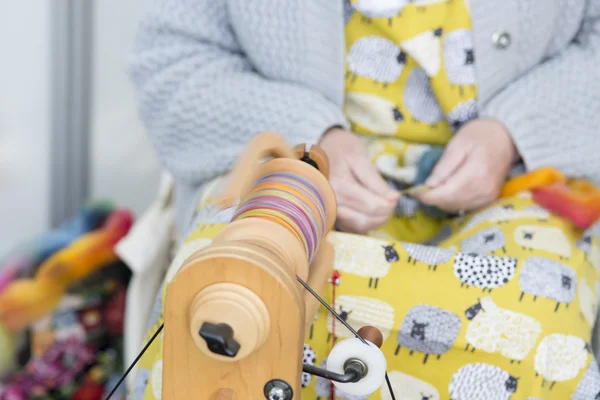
[{"x1": 232, "y1": 172, "x2": 327, "y2": 263}]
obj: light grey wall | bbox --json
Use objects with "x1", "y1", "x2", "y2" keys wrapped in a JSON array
[
  {"x1": 89, "y1": 0, "x2": 161, "y2": 216},
  {"x1": 0, "y1": 0, "x2": 160, "y2": 258},
  {"x1": 0, "y1": 1, "x2": 53, "y2": 255}
]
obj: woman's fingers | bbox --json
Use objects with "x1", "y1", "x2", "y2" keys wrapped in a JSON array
[
  {"x1": 336, "y1": 205, "x2": 389, "y2": 234},
  {"x1": 350, "y1": 154, "x2": 400, "y2": 202},
  {"x1": 424, "y1": 141, "x2": 469, "y2": 188},
  {"x1": 417, "y1": 158, "x2": 478, "y2": 212},
  {"x1": 333, "y1": 176, "x2": 395, "y2": 218}
]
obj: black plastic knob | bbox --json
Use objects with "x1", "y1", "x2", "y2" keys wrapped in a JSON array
[
  {"x1": 199, "y1": 322, "x2": 241, "y2": 357},
  {"x1": 300, "y1": 152, "x2": 319, "y2": 170}
]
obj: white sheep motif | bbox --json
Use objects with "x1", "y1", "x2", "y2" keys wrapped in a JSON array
[
  {"x1": 325, "y1": 295, "x2": 395, "y2": 342},
  {"x1": 588, "y1": 239, "x2": 600, "y2": 271},
  {"x1": 402, "y1": 242, "x2": 457, "y2": 271},
  {"x1": 351, "y1": 0, "x2": 408, "y2": 23},
  {"x1": 376, "y1": 153, "x2": 418, "y2": 183},
  {"x1": 517, "y1": 191, "x2": 533, "y2": 199},
  {"x1": 579, "y1": 277, "x2": 598, "y2": 327},
  {"x1": 534, "y1": 334, "x2": 590, "y2": 389},
  {"x1": 449, "y1": 363, "x2": 519, "y2": 400},
  {"x1": 344, "y1": 92, "x2": 402, "y2": 135},
  {"x1": 308, "y1": 309, "x2": 319, "y2": 340},
  {"x1": 460, "y1": 204, "x2": 550, "y2": 234},
  {"x1": 412, "y1": 0, "x2": 447, "y2": 7},
  {"x1": 146, "y1": 289, "x2": 163, "y2": 332},
  {"x1": 519, "y1": 257, "x2": 577, "y2": 312},
  {"x1": 491, "y1": 205, "x2": 550, "y2": 223},
  {"x1": 347, "y1": 36, "x2": 407, "y2": 85},
  {"x1": 587, "y1": 220, "x2": 600, "y2": 240},
  {"x1": 443, "y1": 29, "x2": 477, "y2": 86},
  {"x1": 366, "y1": 138, "x2": 386, "y2": 157},
  {"x1": 381, "y1": 370, "x2": 440, "y2": 400},
  {"x1": 403, "y1": 67, "x2": 444, "y2": 124},
  {"x1": 132, "y1": 368, "x2": 150, "y2": 400},
  {"x1": 514, "y1": 225, "x2": 572, "y2": 259},
  {"x1": 404, "y1": 142, "x2": 433, "y2": 164},
  {"x1": 460, "y1": 226, "x2": 507, "y2": 255},
  {"x1": 367, "y1": 230, "x2": 398, "y2": 242},
  {"x1": 453, "y1": 253, "x2": 517, "y2": 292},
  {"x1": 464, "y1": 297, "x2": 542, "y2": 362},
  {"x1": 373, "y1": 142, "x2": 433, "y2": 185},
  {"x1": 165, "y1": 237, "x2": 213, "y2": 284},
  {"x1": 400, "y1": 28, "x2": 442, "y2": 76},
  {"x1": 395, "y1": 304, "x2": 462, "y2": 363},
  {"x1": 151, "y1": 360, "x2": 162, "y2": 399},
  {"x1": 571, "y1": 358, "x2": 600, "y2": 400},
  {"x1": 314, "y1": 359, "x2": 369, "y2": 400},
  {"x1": 447, "y1": 99, "x2": 478, "y2": 132},
  {"x1": 327, "y1": 232, "x2": 399, "y2": 288},
  {"x1": 463, "y1": 0, "x2": 471, "y2": 13},
  {"x1": 576, "y1": 227, "x2": 600, "y2": 272},
  {"x1": 202, "y1": 206, "x2": 235, "y2": 225}
]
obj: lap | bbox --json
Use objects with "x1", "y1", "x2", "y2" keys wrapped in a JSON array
[{"x1": 131, "y1": 186, "x2": 600, "y2": 400}]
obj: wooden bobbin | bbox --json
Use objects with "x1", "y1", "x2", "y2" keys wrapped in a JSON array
[{"x1": 163, "y1": 132, "x2": 337, "y2": 400}]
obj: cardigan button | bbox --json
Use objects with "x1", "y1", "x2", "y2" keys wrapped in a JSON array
[{"x1": 492, "y1": 31, "x2": 511, "y2": 49}]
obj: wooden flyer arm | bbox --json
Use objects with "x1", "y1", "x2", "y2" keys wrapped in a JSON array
[
  {"x1": 216, "y1": 132, "x2": 296, "y2": 208},
  {"x1": 217, "y1": 132, "x2": 330, "y2": 208}
]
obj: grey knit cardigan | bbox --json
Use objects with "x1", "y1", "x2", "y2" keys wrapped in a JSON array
[{"x1": 128, "y1": 0, "x2": 600, "y2": 232}]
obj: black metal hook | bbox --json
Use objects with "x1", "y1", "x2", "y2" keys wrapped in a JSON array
[{"x1": 302, "y1": 358, "x2": 366, "y2": 383}]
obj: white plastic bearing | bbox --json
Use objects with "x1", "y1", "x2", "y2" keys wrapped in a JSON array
[{"x1": 326, "y1": 338, "x2": 387, "y2": 396}]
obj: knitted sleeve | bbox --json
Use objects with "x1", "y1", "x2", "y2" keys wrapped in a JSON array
[
  {"x1": 127, "y1": 0, "x2": 348, "y2": 186},
  {"x1": 481, "y1": 1, "x2": 600, "y2": 185}
]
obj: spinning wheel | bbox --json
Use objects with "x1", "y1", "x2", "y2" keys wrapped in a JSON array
[{"x1": 106, "y1": 132, "x2": 396, "y2": 400}]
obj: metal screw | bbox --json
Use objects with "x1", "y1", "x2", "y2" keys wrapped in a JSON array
[
  {"x1": 268, "y1": 387, "x2": 285, "y2": 400},
  {"x1": 263, "y1": 379, "x2": 293, "y2": 400}
]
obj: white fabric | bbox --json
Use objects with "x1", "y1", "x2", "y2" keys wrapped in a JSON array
[{"x1": 115, "y1": 172, "x2": 175, "y2": 381}]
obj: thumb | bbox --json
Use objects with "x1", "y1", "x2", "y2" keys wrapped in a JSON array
[
  {"x1": 350, "y1": 154, "x2": 399, "y2": 201},
  {"x1": 425, "y1": 143, "x2": 468, "y2": 188}
]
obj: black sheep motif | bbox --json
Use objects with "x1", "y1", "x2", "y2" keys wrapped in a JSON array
[
  {"x1": 383, "y1": 244, "x2": 400, "y2": 263},
  {"x1": 410, "y1": 320, "x2": 429, "y2": 341},
  {"x1": 464, "y1": 299, "x2": 483, "y2": 321},
  {"x1": 395, "y1": 305, "x2": 461, "y2": 364},
  {"x1": 327, "y1": 306, "x2": 352, "y2": 343}
]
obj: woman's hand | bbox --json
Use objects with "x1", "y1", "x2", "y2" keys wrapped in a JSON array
[
  {"x1": 414, "y1": 119, "x2": 519, "y2": 213},
  {"x1": 319, "y1": 127, "x2": 400, "y2": 234}
]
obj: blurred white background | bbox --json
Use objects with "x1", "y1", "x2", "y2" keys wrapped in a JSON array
[{"x1": 0, "y1": 0, "x2": 160, "y2": 256}]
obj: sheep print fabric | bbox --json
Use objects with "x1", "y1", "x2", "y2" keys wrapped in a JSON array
[
  {"x1": 130, "y1": 3, "x2": 600, "y2": 398},
  {"x1": 130, "y1": 180, "x2": 600, "y2": 399},
  {"x1": 344, "y1": 0, "x2": 478, "y2": 221}
]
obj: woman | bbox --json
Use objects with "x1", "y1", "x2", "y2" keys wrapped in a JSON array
[{"x1": 128, "y1": 1, "x2": 600, "y2": 398}]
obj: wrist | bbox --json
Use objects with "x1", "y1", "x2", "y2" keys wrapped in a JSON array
[
  {"x1": 488, "y1": 118, "x2": 520, "y2": 164},
  {"x1": 319, "y1": 125, "x2": 345, "y2": 144}
]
